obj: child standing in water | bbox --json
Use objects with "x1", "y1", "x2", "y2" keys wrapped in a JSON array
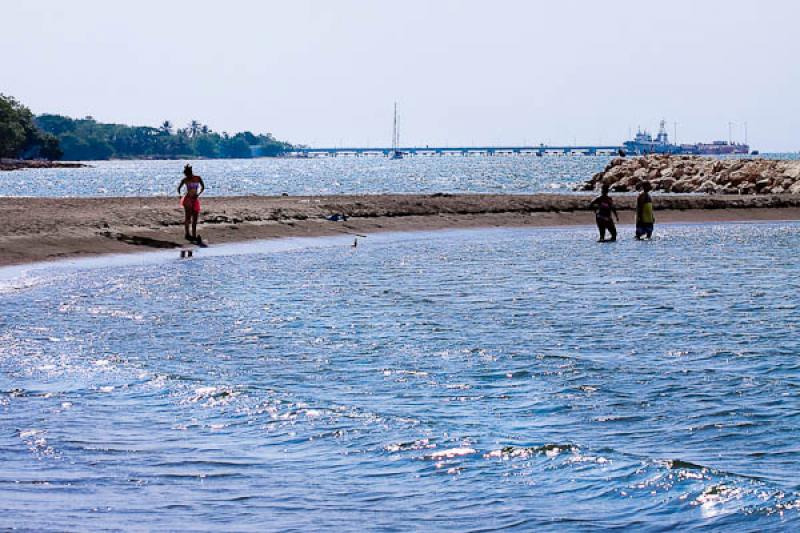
[
  {"x1": 590, "y1": 184, "x2": 619, "y2": 242},
  {"x1": 635, "y1": 181, "x2": 655, "y2": 240},
  {"x1": 178, "y1": 164, "x2": 205, "y2": 242}
]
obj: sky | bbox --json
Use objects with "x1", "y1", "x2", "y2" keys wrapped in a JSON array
[{"x1": 3, "y1": 0, "x2": 799, "y2": 151}]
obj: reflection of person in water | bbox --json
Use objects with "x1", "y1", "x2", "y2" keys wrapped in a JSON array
[
  {"x1": 590, "y1": 184, "x2": 619, "y2": 242},
  {"x1": 636, "y1": 181, "x2": 655, "y2": 240},
  {"x1": 178, "y1": 164, "x2": 205, "y2": 242}
]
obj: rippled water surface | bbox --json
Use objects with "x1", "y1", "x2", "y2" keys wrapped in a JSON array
[
  {"x1": 2, "y1": 223, "x2": 800, "y2": 531},
  {"x1": 0, "y1": 156, "x2": 610, "y2": 197},
  {"x1": 2, "y1": 153, "x2": 796, "y2": 198}
]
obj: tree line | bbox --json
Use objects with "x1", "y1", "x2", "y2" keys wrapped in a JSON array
[
  {"x1": 0, "y1": 94, "x2": 62, "y2": 160},
  {"x1": 1, "y1": 93, "x2": 294, "y2": 161}
]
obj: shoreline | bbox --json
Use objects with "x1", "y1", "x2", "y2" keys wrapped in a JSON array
[
  {"x1": 0, "y1": 159, "x2": 90, "y2": 171},
  {"x1": 2, "y1": 193, "x2": 800, "y2": 267}
]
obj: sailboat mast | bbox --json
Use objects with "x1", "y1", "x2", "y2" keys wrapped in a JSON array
[
  {"x1": 389, "y1": 102, "x2": 403, "y2": 159},
  {"x1": 392, "y1": 102, "x2": 398, "y2": 151}
]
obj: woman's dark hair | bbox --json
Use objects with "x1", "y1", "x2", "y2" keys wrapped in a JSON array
[{"x1": 183, "y1": 164, "x2": 193, "y2": 177}]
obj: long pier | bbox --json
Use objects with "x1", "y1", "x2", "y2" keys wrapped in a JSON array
[{"x1": 290, "y1": 145, "x2": 623, "y2": 157}]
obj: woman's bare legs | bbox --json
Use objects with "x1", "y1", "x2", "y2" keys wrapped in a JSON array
[
  {"x1": 184, "y1": 207, "x2": 193, "y2": 240},
  {"x1": 191, "y1": 212, "x2": 199, "y2": 240}
]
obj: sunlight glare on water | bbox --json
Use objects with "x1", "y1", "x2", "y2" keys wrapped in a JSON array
[
  {"x1": 1, "y1": 223, "x2": 800, "y2": 531},
  {"x1": 0, "y1": 156, "x2": 608, "y2": 197}
]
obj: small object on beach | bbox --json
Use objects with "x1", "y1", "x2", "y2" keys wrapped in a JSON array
[
  {"x1": 352, "y1": 238, "x2": 358, "y2": 248},
  {"x1": 326, "y1": 214, "x2": 348, "y2": 222},
  {"x1": 180, "y1": 249, "x2": 193, "y2": 258},
  {"x1": 281, "y1": 192, "x2": 289, "y2": 196}
]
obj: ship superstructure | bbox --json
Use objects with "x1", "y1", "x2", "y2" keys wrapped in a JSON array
[{"x1": 623, "y1": 120, "x2": 750, "y2": 155}]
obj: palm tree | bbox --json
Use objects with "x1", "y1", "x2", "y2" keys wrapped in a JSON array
[
  {"x1": 200, "y1": 124, "x2": 210, "y2": 135},
  {"x1": 160, "y1": 120, "x2": 173, "y2": 135},
  {"x1": 189, "y1": 120, "x2": 201, "y2": 138}
]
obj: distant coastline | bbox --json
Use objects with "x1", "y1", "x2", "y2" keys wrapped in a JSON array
[
  {"x1": 0, "y1": 158, "x2": 90, "y2": 171},
  {"x1": 33, "y1": 114, "x2": 294, "y2": 161},
  {"x1": 0, "y1": 93, "x2": 295, "y2": 163}
]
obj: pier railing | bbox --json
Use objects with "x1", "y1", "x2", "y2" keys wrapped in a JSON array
[{"x1": 289, "y1": 145, "x2": 623, "y2": 157}]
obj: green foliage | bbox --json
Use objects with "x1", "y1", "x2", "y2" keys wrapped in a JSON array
[
  {"x1": 0, "y1": 99, "x2": 26, "y2": 157},
  {"x1": 39, "y1": 134, "x2": 63, "y2": 160},
  {"x1": 0, "y1": 94, "x2": 62, "y2": 160},
  {"x1": 58, "y1": 133, "x2": 113, "y2": 161},
  {"x1": 34, "y1": 113, "x2": 293, "y2": 161},
  {"x1": 193, "y1": 134, "x2": 220, "y2": 158},
  {"x1": 35, "y1": 114, "x2": 76, "y2": 136},
  {"x1": 221, "y1": 134, "x2": 254, "y2": 158},
  {"x1": 2, "y1": 93, "x2": 294, "y2": 161}
]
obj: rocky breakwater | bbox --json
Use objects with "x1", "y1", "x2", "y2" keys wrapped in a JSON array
[{"x1": 579, "y1": 155, "x2": 800, "y2": 195}]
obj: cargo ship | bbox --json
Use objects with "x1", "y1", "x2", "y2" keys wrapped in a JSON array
[{"x1": 623, "y1": 120, "x2": 751, "y2": 156}]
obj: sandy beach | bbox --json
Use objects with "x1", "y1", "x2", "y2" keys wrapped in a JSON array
[{"x1": 2, "y1": 193, "x2": 800, "y2": 266}]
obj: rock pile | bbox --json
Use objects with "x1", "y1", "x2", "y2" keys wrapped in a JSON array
[{"x1": 579, "y1": 155, "x2": 800, "y2": 195}]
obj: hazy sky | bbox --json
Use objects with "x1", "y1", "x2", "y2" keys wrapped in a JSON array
[{"x1": 4, "y1": 0, "x2": 799, "y2": 150}]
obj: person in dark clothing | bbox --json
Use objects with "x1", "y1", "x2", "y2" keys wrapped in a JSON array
[
  {"x1": 635, "y1": 181, "x2": 655, "y2": 240},
  {"x1": 589, "y1": 184, "x2": 619, "y2": 242}
]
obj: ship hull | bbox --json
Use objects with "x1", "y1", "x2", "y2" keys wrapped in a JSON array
[{"x1": 623, "y1": 141, "x2": 750, "y2": 156}]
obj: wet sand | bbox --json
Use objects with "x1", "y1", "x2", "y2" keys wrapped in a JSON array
[{"x1": 2, "y1": 193, "x2": 800, "y2": 266}]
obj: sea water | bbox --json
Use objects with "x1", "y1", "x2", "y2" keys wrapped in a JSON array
[
  {"x1": 0, "y1": 156, "x2": 609, "y2": 197},
  {"x1": 1, "y1": 223, "x2": 799, "y2": 531},
  {"x1": 1, "y1": 154, "x2": 797, "y2": 199}
]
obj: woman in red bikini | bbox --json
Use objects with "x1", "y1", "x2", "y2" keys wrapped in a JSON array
[{"x1": 177, "y1": 164, "x2": 205, "y2": 242}]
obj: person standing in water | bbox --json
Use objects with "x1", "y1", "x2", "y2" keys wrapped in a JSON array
[
  {"x1": 177, "y1": 164, "x2": 205, "y2": 242},
  {"x1": 589, "y1": 184, "x2": 619, "y2": 242},
  {"x1": 635, "y1": 181, "x2": 655, "y2": 240}
]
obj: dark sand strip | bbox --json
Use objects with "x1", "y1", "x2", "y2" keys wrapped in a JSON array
[{"x1": 2, "y1": 194, "x2": 800, "y2": 266}]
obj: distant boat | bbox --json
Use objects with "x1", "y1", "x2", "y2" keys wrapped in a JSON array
[
  {"x1": 390, "y1": 102, "x2": 403, "y2": 160},
  {"x1": 623, "y1": 119, "x2": 751, "y2": 155}
]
